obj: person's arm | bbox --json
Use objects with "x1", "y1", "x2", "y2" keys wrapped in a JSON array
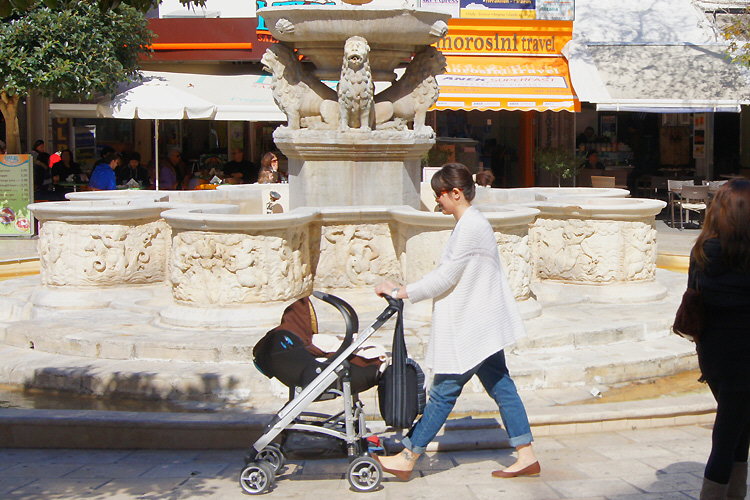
[
  {"x1": 406, "y1": 250, "x2": 472, "y2": 303},
  {"x1": 408, "y1": 218, "x2": 484, "y2": 303}
]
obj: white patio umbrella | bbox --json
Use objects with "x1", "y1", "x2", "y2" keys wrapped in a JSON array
[{"x1": 97, "y1": 78, "x2": 216, "y2": 190}]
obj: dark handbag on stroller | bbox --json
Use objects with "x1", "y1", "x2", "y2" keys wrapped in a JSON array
[{"x1": 378, "y1": 301, "x2": 426, "y2": 429}]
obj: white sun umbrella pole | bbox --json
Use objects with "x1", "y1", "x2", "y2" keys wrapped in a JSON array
[
  {"x1": 154, "y1": 119, "x2": 160, "y2": 191},
  {"x1": 96, "y1": 78, "x2": 216, "y2": 191}
]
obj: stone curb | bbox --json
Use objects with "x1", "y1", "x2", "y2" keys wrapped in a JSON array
[{"x1": 0, "y1": 393, "x2": 716, "y2": 450}]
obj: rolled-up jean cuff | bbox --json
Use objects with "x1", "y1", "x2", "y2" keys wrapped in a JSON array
[
  {"x1": 401, "y1": 436, "x2": 427, "y2": 455},
  {"x1": 508, "y1": 432, "x2": 533, "y2": 448}
]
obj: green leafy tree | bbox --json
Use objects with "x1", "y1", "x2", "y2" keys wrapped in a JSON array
[
  {"x1": 0, "y1": 1, "x2": 153, "y2": 153},
  {"x1": 0, "y1": 1, "x2": 206, "y2": 17},
  {"x1": 535, "y1": 147, "x2": 581, "y2": 187},
  {"x1": 722, "y1": 7, "x2": 750, "y2": 68}
]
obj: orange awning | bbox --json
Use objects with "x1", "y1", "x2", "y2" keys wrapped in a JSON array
[{"x1": 434, "y1": 55, "x2": 580, "y2": 112}]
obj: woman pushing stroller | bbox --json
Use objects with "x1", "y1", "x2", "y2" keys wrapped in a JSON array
[{"x1": 374, "y1": 163, "x2": 539, "y2": 480}]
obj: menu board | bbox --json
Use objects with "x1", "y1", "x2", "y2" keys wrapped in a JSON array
[{"x1": 0, "y1": 155, "x2": 33, "y2": 237}]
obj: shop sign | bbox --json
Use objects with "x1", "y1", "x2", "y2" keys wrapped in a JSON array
[
  {"x1": 51, "y1": 118, "x2": 71, "y2": 153},
  {"x1": 458, "y1": 0, "x2": 574, "y2": 20},
  {"x1": 436, "y1": 20, "x2": 572, "y2": 55},
  {"x1": 0, "y1": 155, "x2": 33, "y2": 237},
  {"x1": 435, "y1": 55, "x2": 579, "y2": 112},
  {"x1": 255, "y1": 0, "x2": 336, "y2": 32}
]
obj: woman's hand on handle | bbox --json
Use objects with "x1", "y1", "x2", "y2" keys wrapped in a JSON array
[{"x1": 375, "y1": 280, "x2": 406, "y2": 299}]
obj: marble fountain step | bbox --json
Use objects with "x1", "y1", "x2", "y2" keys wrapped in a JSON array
[
  {"x1": 0, "y1": 274, "x2": 683, "y2": 365},
  {"x1": 0, "y1": 269, "x2": 694, "y2": 408},
  {"x1": 0, "y1": 326, "x2": 697, "y2": 413}
]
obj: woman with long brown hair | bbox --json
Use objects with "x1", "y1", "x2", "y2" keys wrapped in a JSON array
[
  {"x1": 258, "y1": 151, "x2": 287, "y2": 184},
  {"x1": 374, "y1": 163, "x2": 538, "y2": 481},
  {"x1": 690, "y1": 179, "x2": 750, "y2": 499}
]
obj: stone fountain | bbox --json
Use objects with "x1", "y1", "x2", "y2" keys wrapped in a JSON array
[
  {"x1": 2, "y1": 2, "x2": 691, "y2": 410},
  {"x1": 258, "y1": 3, "x2": 450, "y2": 208}
]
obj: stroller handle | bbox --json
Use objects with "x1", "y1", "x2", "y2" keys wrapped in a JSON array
[{"x1": 312, "y1": 291, "x2": 360, "y2": 362}]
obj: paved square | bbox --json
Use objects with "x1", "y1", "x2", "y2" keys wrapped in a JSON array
[{"x1": 0, "y1": 424, "x2": 724, "y2": 499}]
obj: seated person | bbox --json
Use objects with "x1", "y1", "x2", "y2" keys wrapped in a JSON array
[
  {"x1": 116, "y1": 152, "x2": 150, "y2": 187},
  {"x1": 51, "y1": 150, "x2": 82, "y2": 183},
  {"x1": 576, "y1": 126, "x2": 597, "y2": 147},
  {"x1": 187, "y1": 165, "x2": 211, "y2": 190},
  {"x1": 475, "y1": 169, "x2": 495, "y2": 187},
  {"x1": 89, "y1": 153, "x2": 122, "y2": 191},
  {"x1": 581, "y1": 150, "x2": 605, "y2": 170},
  {"x1": 158, "y1": 158, "x2": 178, "y2": 190},
  {"x1": 223, "y1": 149, "x2": 257, "y2": 184}
]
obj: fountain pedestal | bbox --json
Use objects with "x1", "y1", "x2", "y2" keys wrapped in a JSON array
[{"x1": 276, "y1": 129, "x2": 431, "y2": 209}]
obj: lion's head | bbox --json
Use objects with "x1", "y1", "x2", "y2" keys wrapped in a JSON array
[
  {"x1": 261, "y1": 44, "x2": 298, "y2": 78},
  {"x1": 342, "y1": 36, "x2": 370, "y2": 72},
  {"x1": 404, "y1": 46, "x2": 447, "y2": 83}
]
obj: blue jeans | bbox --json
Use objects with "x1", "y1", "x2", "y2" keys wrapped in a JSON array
[{"x1": 402, "y1": 350, "x2": 533, "y2": 454}]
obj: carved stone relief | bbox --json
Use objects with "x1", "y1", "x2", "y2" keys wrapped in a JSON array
[
  {"x1": 312, "y1": 223, "x2": 401, "y2": 289},
  {"x1": 529, "y1": 217, "x2": 658, "y2": 283},
  {"x1": 38, "y1": 220, "x2": 170, "y2": 287},
  {"x1": 494, "y1": 228, "x2": 532, "y2": 301},
  {"x1": 397, "y1": 224, "x2": 531, "y2": 300},
  {"x1": 170, "y1": 228, "x2": 312, "y2": 305}
]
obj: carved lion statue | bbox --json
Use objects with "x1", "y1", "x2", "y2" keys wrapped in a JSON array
[
  {"x1": 375, "y1": 46, "x2": 447, "y2": 134},
  {"x1": 337, "y1": 36, "x2": 375, "y2": 131},
  {"x1": 261, "y1": 44, "x2": 338, "y2": 130}
]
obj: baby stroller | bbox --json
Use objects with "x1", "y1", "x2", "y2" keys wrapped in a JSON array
[{"x1": 239, "y1": 291, "x2": 403, "y2": 494}]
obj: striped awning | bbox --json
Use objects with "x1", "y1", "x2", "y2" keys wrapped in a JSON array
[{"x1": 434, "y1": 55, "x2": 580, "y2": 112}]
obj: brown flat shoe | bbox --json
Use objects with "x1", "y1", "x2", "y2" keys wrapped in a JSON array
[
  {"x1": 491, "y1": 461, "x2": 541, "y2": 478},
  {"x1": 372, "y1": 454, "x2": 413, "y2": 481}
]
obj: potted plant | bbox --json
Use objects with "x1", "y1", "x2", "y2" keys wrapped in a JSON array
[
  {"x1": 422, "y1": 145, "x2": 451, "y2": 168},
  {"x1": 535, "y1": 147, "x2": 581, "y2": 187}
]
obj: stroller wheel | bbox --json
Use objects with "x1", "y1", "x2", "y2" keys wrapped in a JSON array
[
  {"x1": 239, "y1": 461, "x2": 274, "y2": 495},
  {"x1": 347, "y1": 456, "x2": 382, "y2": 493},
  {"x1": 257, "y1": 445, "x2": 286, "y2": 474}
]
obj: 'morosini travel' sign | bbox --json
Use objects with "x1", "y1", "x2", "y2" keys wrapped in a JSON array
[
  {"x1": 0, "y1": 155, "x2": 33, "y2": 237},
  {"x1": 435, "y1": 19, "x2": 572, "y2": 56}
]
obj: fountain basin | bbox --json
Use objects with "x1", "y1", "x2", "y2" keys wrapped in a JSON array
[
  {"x1": 258, "y1": 5, "x2": 450, "y2": 80},
  {"x1": 526, "y1": 197, "x2": 668, "y2": 302}
]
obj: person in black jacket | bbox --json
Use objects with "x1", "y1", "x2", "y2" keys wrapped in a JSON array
[
  {"x1": 116, "y1": 152, "x2": 150, "y2": 187},
  {"x1": 690, "y1": 179, "x2": 750, "y2": 499}
]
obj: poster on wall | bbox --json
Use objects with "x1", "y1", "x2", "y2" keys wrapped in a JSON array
[
  {"x1": 228, "y1": 122, "x2": 244, "y2": 153},
  {"x1": 460, "y1": 0, "x2": 536, "y2": 19},
  {"x1": 536, "y1": 0, "x2": 574, "y2": 20},
  {"x1": 458, "y1": 0, "x2": 573, "y2": 20},
  {"x1": 0, "y1": 155, "x2": 33, "y2": 237},
  {"x1": 693, "y1": 113, "x2": 706, "y2": 159},
  {"x1": 74, "y1": 125, "x2": 97, "y2": 168},
  {"x1": 422, "y1": 0, "x2": 460, "y2": 17}
]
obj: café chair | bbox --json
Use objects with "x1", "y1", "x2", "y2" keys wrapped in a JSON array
[
  {"x1": 706, "y1": 180, "x2": 727, "y2": 193},
  {"x1": 591, "y1": 176, "x2": 616, "y2": 188},
  {"x1": 677, "y1": 185, "x2": 709, "y2": 230},
  {"x1": 667, "y1": 179, "x2": 694, "y2": 228}
]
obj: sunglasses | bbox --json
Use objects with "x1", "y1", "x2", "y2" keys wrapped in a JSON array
[{"x1": 434, "y1": 188, "x2": 462, "y2": 201}]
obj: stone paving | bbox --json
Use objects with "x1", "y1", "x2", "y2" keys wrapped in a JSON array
[{"x1": 0, "y1": 423, "x2": 730, "y2": 499}]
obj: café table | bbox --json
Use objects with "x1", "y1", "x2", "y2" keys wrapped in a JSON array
[{"x1": 57, "y1": 182, "x2": 89, "y2": 192}]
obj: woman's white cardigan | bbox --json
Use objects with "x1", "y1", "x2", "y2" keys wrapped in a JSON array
[{"x1": 406, "y1": 206, "x2": 526, "y2": 374}]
